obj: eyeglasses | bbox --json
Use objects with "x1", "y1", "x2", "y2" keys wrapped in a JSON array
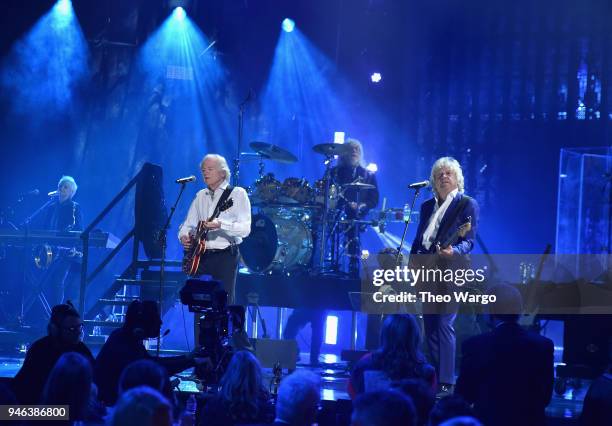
[{"x1": 62, "y1": 324, "x2": 84, "y2": 333}]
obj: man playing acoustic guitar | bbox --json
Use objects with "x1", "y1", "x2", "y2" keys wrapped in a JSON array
[
  {"x1": 410, "y1": 156, "x2": 479, "y2": 396},
  {"x1": 178, "y1": 154, "x2": 251, "y2": 304}
]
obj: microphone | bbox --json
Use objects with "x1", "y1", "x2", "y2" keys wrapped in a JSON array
[
  {"x1": 175, "y1": 176, "x2": 196, "y2": 184},
  {"x1": 48, "y1": 190, "x2": 59, "y2": 197},
  {"x1": 162, "y1": 328, "x2": 170, "y2": 337},
  {"x1": 408, "y1": 180, "x2": 430, "y2": 189}
]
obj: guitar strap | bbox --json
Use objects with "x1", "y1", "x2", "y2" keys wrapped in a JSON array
[
  {"x1": 210, "y1": 185, "x2": 234, "y2": 220},
  {"x1": 431, "y1": 195, "x2": 471, "y2": 249}
]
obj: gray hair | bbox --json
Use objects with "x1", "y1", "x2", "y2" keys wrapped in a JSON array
[
  {"x1": 342, "y1": 138, "x2": 366, "y2": 167},
  {"x1": 275, "y1": 370, "x2": 321, "y2": 426},
  {"x1": 58, "y1": 175, "x2": 78, "y2": 195},
  {"x1": 429, "y1": 156, "x2": 465, "y2": 195},
  {"x1": 201, "y1": 154, "x2": 231, "y2": 184}
]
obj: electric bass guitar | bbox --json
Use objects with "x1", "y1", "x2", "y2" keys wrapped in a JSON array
[
  {"x1": 417, "y1": 216, "x2": 472, "y2": 255},
  {"x1": 182, "y1": 198, "x2": 234, "y2": 276}
]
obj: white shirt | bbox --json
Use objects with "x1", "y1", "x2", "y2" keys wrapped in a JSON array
[
  {"x1": 178, "y1": 183, "x2": 251, "y2": 250},
  {"x1": 421, "y1": 188, "x2": 459, "y2": 251}
]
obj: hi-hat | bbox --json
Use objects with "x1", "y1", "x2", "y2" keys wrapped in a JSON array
[
  {"x1": 250, "y1": 142, "x2": 297, "y2": 163},
  {"x1": 342, "y1": 182, "x2": 375, "y2": 190},
  {"x1": 312, "y1": 143, "x2": 352, "y2": 156}
]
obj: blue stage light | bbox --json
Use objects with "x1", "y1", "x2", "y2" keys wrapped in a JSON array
[
  {"x1": 371, "y1": 72, "x2": 382, "y2": 83},
  {"x1": 173, "y1": 6, "x2": 186, "y2": 20},
  {"x1": 282, "y1": 18, "x2": 295, "y2": 33},
  {"x1": 325, "y1": 315, "x2": 338, "y2": 345},
  {"x1": 56, "y1": 0, "x2": 71, "y2": 16}
]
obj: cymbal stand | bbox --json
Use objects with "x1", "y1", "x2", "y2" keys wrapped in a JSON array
[{"x1": 318, "y1": 154, "x2": 334, "y2": 268}]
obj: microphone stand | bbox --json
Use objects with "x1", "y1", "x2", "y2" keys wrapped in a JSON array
[
  {"x1": 396, "y1": 187, "x2": 423, "y2": 264},
  {"x1": 156, "y1": 182, "x2": 188, "y2": 356}
]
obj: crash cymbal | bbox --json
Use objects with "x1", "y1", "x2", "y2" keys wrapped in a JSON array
[
  {"x1": 312, "y1": 143, "x2": 352, "y2": 156},
  {"x1": 342, "y1": 182, "x2": 376, "y2": 190},
  {"x1": 250, "y1": 142, "x2": 297, "y2": 163}
]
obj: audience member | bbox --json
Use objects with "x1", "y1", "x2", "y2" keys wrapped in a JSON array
[
  {"x1": 580, "y1": 336, "x2": 612, "y2": 426},
  {"x1": 108, "y1": 386, "x2": 173, "y2": 426},
  {"x1": 351, "y1": 390, "x2": 416, "y2": 426},
  {"x1": 12, "y1": 302, "x2": 93, "y2": 404},
  {"x1": 428, "y1": 395, "x2": 476, "y2": 426},
  {"x1": 438, "y1": 416, "x2": 483, "y2": 426},
  {"x1": 118, "y1": 359, "x2": 178, "y2": 416},
  {"x1": 41, "y1": 351, "x2": 104, "y2": 422},
  {"x1": 274, "y1": 370, "x2": 320, "y2": 426},
  {"x1": 454, "y1": 284, "x2": 554, "y2": 426},
  {"x1": 392, "y1": 379, "x2": 436, "y2": 426},
  {"x1": 200, "y1": 350, "x2": 274, "y2": 425},
  {"x1": 95, "y1": 300, "x2": 201, "y2": 405},
  {"x1": 349, "y1": 314, "x2": 436, "y2": 397}
]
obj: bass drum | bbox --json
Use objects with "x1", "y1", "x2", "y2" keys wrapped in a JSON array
[{"x1": 241, "y1": 212, "x2": 313, "y2": 273}]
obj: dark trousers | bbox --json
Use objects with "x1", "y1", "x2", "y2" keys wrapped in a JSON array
[
  {"x1": 196, "y1": 248, "x2": 239, "y2": 304},
  {"x1": 194, "y1": 248, "x2": 239, "y2": 345},
  {"x1": 283, "y1": 308, "x2": 326, "y2": 364},
  {"x1": 423, "y1": 312, "x2": 457, "y2": 385}
]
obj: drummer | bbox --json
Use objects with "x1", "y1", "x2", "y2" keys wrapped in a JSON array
[{"x1": 330, "y1": 138, "x2": 379, "y2": 219}]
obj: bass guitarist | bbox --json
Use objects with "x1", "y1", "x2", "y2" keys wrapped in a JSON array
[
  {"x1": 178, "y1": 154, "x2": 251, "y2": 304},
  {"x1": 410, "y1": 156, "x2": 479, "y2": 396}
]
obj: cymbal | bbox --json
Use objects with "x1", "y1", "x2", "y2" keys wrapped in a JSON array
[
  {"x1": 312, "y1": 143, "x2": 352, "y2": 156},
  {"x1": 342, "y1": 182, "x2": 375, "y2": 190},
  {"x1": 250, "y1": 142, "x2": 297, "y2": 163}
]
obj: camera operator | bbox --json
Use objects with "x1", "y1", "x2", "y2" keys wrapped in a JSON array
[{"x1": 94, "y1": 300, "x2": 210, "y2": 405}]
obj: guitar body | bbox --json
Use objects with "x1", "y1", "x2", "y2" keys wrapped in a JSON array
[{"x1": 182, "y1": 197, "x2": 234, "y2": 276}]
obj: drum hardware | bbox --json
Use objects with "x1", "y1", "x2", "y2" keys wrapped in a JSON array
[
  {"x1": 250, "y1": 142, "x2": 298, "y2": 164},
  {"x1": 311, "y1": 143, "x2": 352, "y2": 157}
]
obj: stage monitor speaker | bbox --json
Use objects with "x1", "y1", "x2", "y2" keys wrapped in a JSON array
[
  {"x1": 135, "y1": 163, "x2": 168, "y2": 259},
  {"x1": 251, "y1": 338, "x2": 298, "y2": 370}
]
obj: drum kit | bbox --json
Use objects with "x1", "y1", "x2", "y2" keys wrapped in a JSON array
[{"x1": 239, "y1": 141, "x2": 376, "y2": 275}]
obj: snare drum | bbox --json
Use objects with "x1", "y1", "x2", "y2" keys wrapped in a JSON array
[
  {"x1": 240, "y1": 211, "x2": 313, "y2": 272},
  {"x1": 280, "y1": 178, "x2": 314, "y2": 204}
]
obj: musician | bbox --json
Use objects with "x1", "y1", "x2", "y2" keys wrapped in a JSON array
[
  {"x1": 330, "y1": 138, "x2": 379, "y2": 276},
  {"x1": 29, "y1": 175, "x2": 83, "y2": 232},
  {"x1": 25, "y1": 175, "x2": 83, "y2": 308},
  {"x1": 178, "y1": 154, "x2": 251, "y2": 304},
  {"x1": 331, "y1": 138, "x2": 379, "y2": 219},
  {"x1": 410, "y1": 156, "x2": 479, "y2": 394},
  {"x1": 283, "y1": 139, "x2": 379, "y2": 365}
]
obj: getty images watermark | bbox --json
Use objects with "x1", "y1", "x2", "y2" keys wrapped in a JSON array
[{"x1": 370, "y1": 265, "x2": 493, "y2": 305}]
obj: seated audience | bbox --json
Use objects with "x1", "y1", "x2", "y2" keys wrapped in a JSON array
[
  {"x1": 439, "y1": 417, "x2": 483, "y2": 426},
  {"x1": 12, "y1": 302, "x2": 94, "y2": 404},
  {"x1": 274, "y1": 369, "x2": 320, "y2": 426},
  {"x1": 391, "y1": 379, "x2": 436, "y2": 426},
  {"x1": 119, "y1": 359, "x2": 178, "y2": 416},
  {"x1": 108, "y1": 386, "x2": 173, "y2": 426},
  {"x1": 455, "y1": 284, "x2": 554, "y2": 426},
  {"x1": 200, "y1": 350, "x2": 274, "y2": 425},
  {"x1": 351, "y1": 390, "x2": 416, "y2": 426},
  {"x1": 428, "y1": 395, "x2": 476, "y2": 426},
  {"x1": 95, "y1": 300, "x2": 201, "y2": 405},
  {"x1": 41, "y1": 351, "x2": 104, "y2": 422},
  {"x1": 580, "y1": 337, "x2": 612, "y2": 426},
  {"x1": 349, "y1": 314, "x2": 436, "y2": 397}
]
